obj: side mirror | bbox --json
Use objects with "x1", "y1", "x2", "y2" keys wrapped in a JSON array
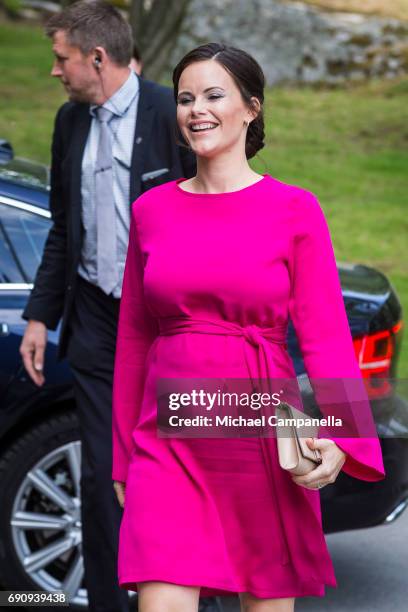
[{"x1": 0, "y1": 139, "x2": 14, "y2": 164}]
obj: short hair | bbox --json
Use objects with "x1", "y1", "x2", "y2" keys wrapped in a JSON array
[
  {"x1": 173, "y1": 43, "x2": 265, "y2": 160},
  {"x1": 45, "y1": 0, "x2": 133, "y2": 67}
]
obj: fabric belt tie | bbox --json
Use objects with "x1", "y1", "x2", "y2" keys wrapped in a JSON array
[{"x1": 159, "y1": 317, "x2": 288, "y2": 390}]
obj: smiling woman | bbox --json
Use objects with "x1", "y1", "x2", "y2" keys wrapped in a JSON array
[
  {"x1": 112, "y1": 42, "x2": 385, "y2": 612},
  {"x1": 173, "y1": 43, "x2": 265, "y2": 191}
]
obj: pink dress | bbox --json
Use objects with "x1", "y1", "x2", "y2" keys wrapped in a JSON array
[{"x1": 112, "y1": 174, "x2": 385, "y2": 598}]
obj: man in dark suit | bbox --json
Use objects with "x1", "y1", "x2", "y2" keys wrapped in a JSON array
[{"x1": 19, "y1": 2, "x2": 195, "y2": 610}]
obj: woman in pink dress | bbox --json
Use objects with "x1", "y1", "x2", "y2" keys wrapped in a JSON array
[{"x1": 112, "y1": 43, "x2": 385, "y2": 612}]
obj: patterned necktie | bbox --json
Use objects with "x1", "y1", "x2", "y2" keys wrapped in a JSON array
[{"x1": 94, "y1": 106, "x2": 118, "y2": 295}]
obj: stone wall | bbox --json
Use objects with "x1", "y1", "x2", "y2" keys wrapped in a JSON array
[{"x1": 169, "y1": 0, "x2": 408, "y2": 84}]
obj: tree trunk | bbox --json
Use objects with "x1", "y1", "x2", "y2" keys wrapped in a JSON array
[{"x1": 130, "y1": 0, "x2": 191, "y2": 82}]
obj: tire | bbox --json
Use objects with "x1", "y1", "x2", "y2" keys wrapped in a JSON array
[{"x1": 0, "y1": 411, "x2": 87, "y2": 610}]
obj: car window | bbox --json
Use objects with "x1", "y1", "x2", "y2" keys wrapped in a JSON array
[
  {"x1": 0, "y1": 218, "x2": 24, "y2": 283},
  {"x1": 0, "y1": 204, "x2": 50, "y2": 283}
]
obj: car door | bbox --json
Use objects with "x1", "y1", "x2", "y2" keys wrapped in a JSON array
[{"x1": 0, "y1": 198, "x2": 58, "y2": 398}]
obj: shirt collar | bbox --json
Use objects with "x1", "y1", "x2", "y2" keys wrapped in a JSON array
[{"x1": 90, "y1": 70, "x2": 139, "y2": 118}]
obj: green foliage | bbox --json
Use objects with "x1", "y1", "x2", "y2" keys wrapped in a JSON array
[
  {"x1": 0, "y1": 22, "x2": 66, "y2": 160},
  {"x1": 1, "y1": 21, "x2": 407, "y2": 375},
  {"x1": 1, "y1": 0, "x2": 22, "y2": 18}
]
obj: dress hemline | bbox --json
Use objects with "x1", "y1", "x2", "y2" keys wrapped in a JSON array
[{"x1": 119, "y1": 573, "x2": 333, "y2": 599}]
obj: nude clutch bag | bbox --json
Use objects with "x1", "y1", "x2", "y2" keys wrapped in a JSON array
[{"x1": 276, "y1": 402, "x2": 323, "y2": 476}]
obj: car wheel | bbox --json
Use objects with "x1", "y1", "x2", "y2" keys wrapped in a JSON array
[{"x1": 0, "y1": 411, "x2": 134, "y2": 610}]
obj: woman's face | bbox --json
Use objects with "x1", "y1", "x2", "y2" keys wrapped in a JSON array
[{"x1": 176, "y1": 59, "x2": 257, "y2": 159}]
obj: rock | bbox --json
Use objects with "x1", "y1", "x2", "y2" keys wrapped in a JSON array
[{"x1": 168, "y1": 0, "x2": 408, "y2": 85}]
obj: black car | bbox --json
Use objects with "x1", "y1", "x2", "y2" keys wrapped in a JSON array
[{"x1": 0, "y1": 143, "x2": 407, "y2": 609}]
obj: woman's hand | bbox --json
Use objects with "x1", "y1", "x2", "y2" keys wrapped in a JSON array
[
  {"x1": 291, "y1": 438, "x2": 347, "y2": 490},
  {"x1": 113, "y1": 480, "x2": 126, "y2": 508}
]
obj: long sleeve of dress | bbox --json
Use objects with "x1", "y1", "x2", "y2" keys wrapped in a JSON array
[
  {"x1": 288, "y1": 189, "x2": 385, "y2": 482},
  {"x1": 112, "y1": 204, "x2": 159, "y2": 483}
]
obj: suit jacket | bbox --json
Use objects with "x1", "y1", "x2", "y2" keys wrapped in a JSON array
[{"x1": 22, "y1": 75, "x2": 196, "y2": 360}]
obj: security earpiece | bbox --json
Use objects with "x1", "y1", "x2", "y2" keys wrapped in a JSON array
[{"x1": 94, "y1": 57, "x2": 101, "y2": 69}]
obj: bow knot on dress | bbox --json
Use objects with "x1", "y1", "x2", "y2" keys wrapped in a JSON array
[{"x1": 242, "y1": 324, "x2": 264, "y2": 347}]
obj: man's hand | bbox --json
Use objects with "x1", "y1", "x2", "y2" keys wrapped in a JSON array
[
  {"x1": 291, "y1": 438, "x2": 347, "y2": 490},
  {"x1": 20, "y1": 320, "x2": 48, "y2": 386},
  {"x1": 113, "y1": 481, "x2": 126, "y2": 508}
]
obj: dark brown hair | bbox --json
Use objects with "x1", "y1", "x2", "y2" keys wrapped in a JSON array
[
  {"x1": 45, "y1": 0, "x2": 133, "y2": 67},
  {"x1": 172, "y1": 42, "x2": 265, "y2": 159}
]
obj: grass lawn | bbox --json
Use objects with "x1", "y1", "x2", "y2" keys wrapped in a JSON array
[
  {"x1": 288, "y1": 0, "x2": 408, "y2": 21},
  {"x1": 260, "y1": 80, "x2": 408, "y2": 377},
  {"x1": 1, "y1": 20, "x2": 407, "y2": 376}
]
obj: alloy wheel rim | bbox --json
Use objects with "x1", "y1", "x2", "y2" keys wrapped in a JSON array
[{"x1": 10, "y1": 441, "x2": 88, "y2": 607}]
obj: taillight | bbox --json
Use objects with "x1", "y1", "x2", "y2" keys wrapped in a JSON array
[{"x1": 353, "y1": 320, "x2": 403, "y2": 398}]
